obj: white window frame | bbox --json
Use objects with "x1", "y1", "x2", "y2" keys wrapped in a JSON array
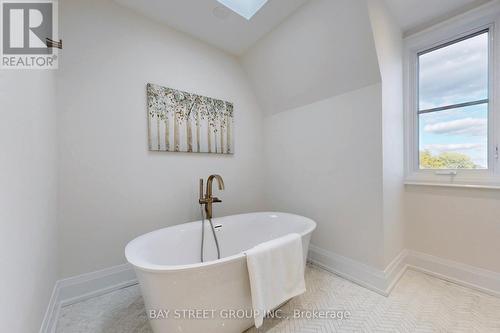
[{"x1": 404, "y1": 4, "x2": 500, "y2": 188}]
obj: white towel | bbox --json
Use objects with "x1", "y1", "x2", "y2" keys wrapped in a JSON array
[{"x1": 246, "y1": 233, "x2": 306, "y2": 328}]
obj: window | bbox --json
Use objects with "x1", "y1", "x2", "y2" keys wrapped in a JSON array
[
  {"x1": 404, "y1": 10, "x2": 500, "y2": 189},
  {"x1": 418, "y1": 31, "x2": 489, "y2": 170},
  {"x1": 405, "y1": 17, "x2": 500, "y2": 187},
  {"x1": 216, "y1": 0, "x2": 268, "y2": 20}
]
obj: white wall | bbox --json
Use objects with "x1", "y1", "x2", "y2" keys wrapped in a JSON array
[
  {"x1": 401, "y1": 2, "x2": 500, "y2": 275},
  {"x1": 245, "y1": 0, "x2": 387, "y2": 270},
  {"x1": 368, "y1": 0, "x2": 500, "y2": 275},
  {"x1": 57, "y1": 0, "x2": 265, "y2": 277},
  {"x1": 0, "y1": 71, "x2": 58, "y2": 332},
  {"x1": 368, "y1": 0, "x2": 405, "y2": 266},
  {"x1": 406, "y1": 185, "x2": 500, "y2": 273},
  {"x1": 263, "y1": 84, "x2": 386, "y2": 269},
  {"x1": 4, "y1": 1, "x2": 500, "y2": 330},
  {"x1": 241, "y1": 0, "x2": 381, "y2": 114}
]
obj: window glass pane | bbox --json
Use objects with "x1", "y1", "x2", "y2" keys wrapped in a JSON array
[
  {"x1": 419, "y1": 104, "x2": 488, "y2": 169},
  {"x1": 419, "y1": 32, "x2": 488, "y2": 110}
]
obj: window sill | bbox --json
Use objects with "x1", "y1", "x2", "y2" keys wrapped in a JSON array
[{"x1": 404, "y1": 180, "x2": 500, "y2": 190}]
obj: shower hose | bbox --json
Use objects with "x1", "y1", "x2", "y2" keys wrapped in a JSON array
[{"x1": 200, "y1": 205, "x2": 221, "y2": 263}]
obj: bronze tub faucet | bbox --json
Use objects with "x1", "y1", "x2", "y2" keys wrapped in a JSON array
[{"x1": 199, "y1": 175, "x2": 225, "y2": 219}]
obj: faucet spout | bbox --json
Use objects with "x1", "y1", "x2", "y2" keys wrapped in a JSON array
[{"x1": 206, "y1": 174, "x2": 224, "y2": 197}]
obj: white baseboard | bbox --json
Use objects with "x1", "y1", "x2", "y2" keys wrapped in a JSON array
[
  {"x1": 39, "y1": 279, "x2": 61, "y2": 333},
  {"x1": 406, "y1": 250, "x2": 500, "y2": 298},
  {"x1": 57, "y1": 263, "x2": 137, "y2": 307},
  {"x1": 382, "y1": 249, "x2": 409, "y2": 294},
  {"x1": 308, "y1": 245, "x2": 500, "y2": 298},
  {"x1": 40, "y1": 248, "x2": 500, "y2": 332},
  {"x1": 39, "y1": 263, "x2": 137, "y2": 333},
  {"x1": 307, "y1": 245, "x2": 407, "y2": 296}
]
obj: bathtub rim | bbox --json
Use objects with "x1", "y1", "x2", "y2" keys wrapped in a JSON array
[{"x1": 125, "y1": 212, "x2": 316, "y2": 273}]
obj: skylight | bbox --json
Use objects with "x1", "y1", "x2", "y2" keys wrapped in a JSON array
[{"x1": 216, "y1": 0, "x2": 269, "y2": 20}]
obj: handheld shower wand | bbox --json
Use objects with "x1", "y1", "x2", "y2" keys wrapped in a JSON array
[{"x1": 199, "y1": 176, "x2": 223, "y2": 262}]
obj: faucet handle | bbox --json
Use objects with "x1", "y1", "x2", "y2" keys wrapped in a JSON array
[{"x1": 199, "y1": 178, "x2": 204, "y2": 202}]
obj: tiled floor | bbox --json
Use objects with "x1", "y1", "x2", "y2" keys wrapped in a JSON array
[{"x1": 56, "y1": 264, "x2": 500, "y2": 333}]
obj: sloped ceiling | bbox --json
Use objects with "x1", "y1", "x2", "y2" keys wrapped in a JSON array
[
  {"x1": 113, "y1": 0, "x2": 492, "y2": 116},
  {"x1": 113, "y1": 0, "x2": 308, "y2": 55},
  {"x1": 241, "y1": 0, "x2": 381, "y2": 115},
  {"x1": 384, "y1": 0, "x2": 492, "y2": 36}
]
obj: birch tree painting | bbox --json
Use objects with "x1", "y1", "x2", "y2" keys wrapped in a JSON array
[{"x1": 147, "y1": 83, "x2": 234, "y2": 154}]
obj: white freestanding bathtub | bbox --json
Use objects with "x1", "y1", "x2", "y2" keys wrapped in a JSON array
[{"x1": 125, "y1": 212, "x2": 316, "y2": 333}]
